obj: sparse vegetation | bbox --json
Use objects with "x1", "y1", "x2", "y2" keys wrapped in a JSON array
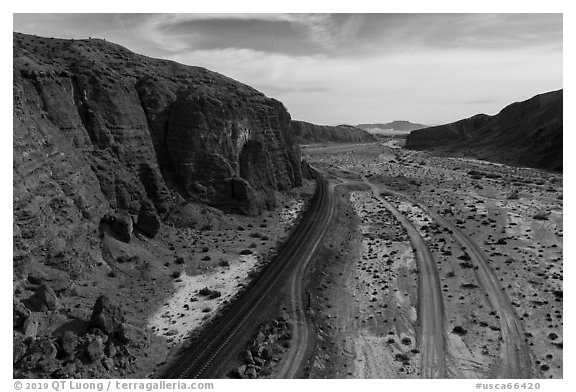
[
  {"x1": 452, "y1": 326, "x2": 468, "y2": 336},
  {"x1": 533, "y1": 211, "x2": 550, "y2": 220},
  {"x1": 198, "y1": 287, "x2": 221, "y2": 299}
]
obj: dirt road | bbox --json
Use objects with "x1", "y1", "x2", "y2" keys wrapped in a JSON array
[
  {"x1": 380, "y1": 185, "x2": 534, "y2": 378},
  {"x1": 276, "y1": 181, "x2": 337, "y2": 378},
  {"x1": 365, "y1": 179, "x2": 447, "y2": 378}
]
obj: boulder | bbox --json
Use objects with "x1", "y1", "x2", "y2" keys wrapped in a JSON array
[
  {"x1": 235, "y1": 365, "x2": 246, "y2": 378},
  {"x1": 102, "y1": 357, "x2": 115, "y2": 371},
  {"x1": 253, "y1": 356, "x2": 266, "y2": 367},
  {"x1": 100, "y1": 212, "x2": 133, "y2": 243},
  {"x1": 104, "y1": 341, "x2": 116, "y2": 357},
  {"x1": 262, "y1": 343, "x2": 282, "y2": 360},
  {"x1": 245, "y1": 365, "x2": 258, "y2": 379},
  {"x1": 250, "y1": 342, "x2": 265, "y2": 358},
  {"x1": 27, "y1": 270, "x2": 49, "y2": 285},
  {"x1": 23, "y1": 313, "x2": 42, "y2": 338},
  {"x1": 90, "y1": 295, "x2": 125, "y2": 336},
  {"x1": 243, "y1": 349, "x2": 255, "y2": 365},
  {"x1": 13, "y1": 299, "x2": 30, "y2": 328},
  {"x1": 60, "y1": 331, "x2": 78, "y2": 359},
  {"x1": 117, "y1": 322, "x2": 139, "y2": 344},
  {"x1": 86, "y1": 336, "x2": 105, "y2": 363},
  {"x1": 136, "y1": 200, "x2": 161, "y2": 238},
  {"x1": 35, "y1": 284, "x2": 60, "y2": 311}
]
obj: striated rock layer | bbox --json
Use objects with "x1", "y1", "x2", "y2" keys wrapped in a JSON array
[
  {"x1": 13, "y1": 32, "x2": 302, "y2": 246},
  {"x1": 13, "y1": 32, "x2": 305, "y2": 378},
  {"x1": 291, "y1": 120, "x2": 377, "y2": 144},
  {"x1": 405, "y1": 90, "x2": 563, "y2": 171}
]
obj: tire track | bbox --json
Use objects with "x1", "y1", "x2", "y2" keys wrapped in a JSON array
[
  {"x1": 363, "y1": 179, "x2": 447, "y2": 379},
  {"x1": 275, "y1": 180, "x2": 336, "y2": 378},
  {"x1": 380, "y1": 186, "x2": 533, "y2": 378}
]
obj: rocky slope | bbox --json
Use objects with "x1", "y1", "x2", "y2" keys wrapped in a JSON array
[
  {"x1": 405, "y1": 90, "x2": 563, "y2": 171},
  {"x1": 13, "y1": 32, "x2": 304, "y2": 378},
  {"x1": 291, "y1": 120, "x2": 376, "y2": 144},
  {"x1": 357, "y1": 120, "x2": 427, "y2": 133}
]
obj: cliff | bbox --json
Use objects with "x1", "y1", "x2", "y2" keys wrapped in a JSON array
[
  {"x1": 291, "y1": 120, "x2": 376, "y2": 144},
  {"x1": 405, "y1": 90, "x2": 563, "y2": 171},
  {"x1": 13, "y1": 32, "x2": 304, "y2": 377},
  {"x1": 14, "y1": 32, "x2": 302, "y2": 224}
]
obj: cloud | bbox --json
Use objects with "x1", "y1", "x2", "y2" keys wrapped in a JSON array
[
  {"x1": 13, "y1": 13, "x2": 562, "y2": 125},
  {"x1": 169, "y1": 43, "x2": 561, "y2": 125},
  {"x1": 129, "y1": 13, "x2": 352, "y2": 55}
]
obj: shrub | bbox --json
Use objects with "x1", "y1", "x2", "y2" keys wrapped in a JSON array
[
  {"x1": 199, "y1": 287, "x2": 221, "y2": 299},
  {"x1": 171, "y1": 271, "x2": 181, "y2": 279},
  {"x1": 240, "y1": 249, "x2": 253, "y2": 255},
  {"x1": 533, "y1": 211, "x2": 550, "y2": 220},
  {"x1": 199, "y1": 287, "x2": 212, "y2": 296},
  {"x1": 506, "y1": 191, "x2": 519, "y2": 200},
  {"x1": 452, "y1": 326, "x2": 467, "y2": 336}
]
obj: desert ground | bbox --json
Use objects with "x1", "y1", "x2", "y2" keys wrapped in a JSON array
[{"x1": 300, "y1": 140, "x2": 562, "y2": 379}]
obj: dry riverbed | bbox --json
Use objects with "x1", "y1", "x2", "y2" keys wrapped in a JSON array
[{"x1": 302, "y1": 140, "x2": 563, "y2": 379}]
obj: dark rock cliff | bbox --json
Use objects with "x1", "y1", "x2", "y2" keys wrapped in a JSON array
[
  {"x1": 291, "y1": 120, "x2": 377, "y2": 144},
  {"x1": 405, "y1": 90, "x2": 563, "y2": 171},
  {"x1": 13, "y1": 32, "x2": 305, "y2": 378},
  {"x1": 13, "y1": 33, "x2": 302, "y2": 243}
]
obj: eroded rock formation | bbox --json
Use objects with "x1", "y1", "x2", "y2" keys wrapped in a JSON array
[{"x1": 405, "y1": 90, "x2": 563, "y2": 171}]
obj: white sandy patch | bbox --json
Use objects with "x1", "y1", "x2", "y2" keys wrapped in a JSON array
[
  {"x1": 279, "y1": 200, "x2": 304, "y2": 227},
  {"x1": 396, "y1": 200, "x2": 431, "y2": 233},
  {"x1": 382, "y1": 140, "x2": 402, "y2": 149},
  {"x1": 148, "y1": 254, "x2": 261, "y2": 345}
]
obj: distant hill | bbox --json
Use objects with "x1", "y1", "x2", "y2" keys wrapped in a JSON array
[
  {"x1": 405, "y1": 90, "x2": 563, "y2": 171},
  {"x1": 291, "y1": 120, "x2": 377, "y2": 144},
  {"x1": 357, "y1": 121, "x2": 428, "y2": 135}
]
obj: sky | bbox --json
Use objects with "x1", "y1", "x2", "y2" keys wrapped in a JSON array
[{"x1": 12, "y1": 13, "x2": 563, "y2": 126}]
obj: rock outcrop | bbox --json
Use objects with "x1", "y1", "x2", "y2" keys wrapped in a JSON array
[
  {"x1": 13, "y1": 33, "x2": 303, "y2": 255},
  {"x1": 13, "y1": 32, "x2": 305, "y2": 378},
  {"x1": 405, "y1": 90, "x2": 563, "y2": 171},
  {"x1": 90, "y1": 295, "x2": 126, "y2": 336},
  {"x1": 13, "y1": 31, "x2": 304, "y2": 278},
  {"x1": 291, "y1": 120, "x2": 376, "y2": 144}
]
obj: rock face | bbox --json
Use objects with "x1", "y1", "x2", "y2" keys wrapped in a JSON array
[
  {"x1": 291, "y1": 120, "x2": 376, "y2": 144},
  {"x1": 13, "y1": 32, "x2": 302, "y2": 270},
  {"x1": 405, "y1": 90, "x2": 563, "y2": 171},
  {"x1": 13, "y1": 32, "x2": 303, "y2": 277}
]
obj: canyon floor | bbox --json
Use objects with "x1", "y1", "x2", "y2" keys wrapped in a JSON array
[
  {"x1": 14, "y1": 138, "x2": 563, "y2": 379},
  {"x1": 298, "y1": 139, "x2": 562, "y2": 379}
]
